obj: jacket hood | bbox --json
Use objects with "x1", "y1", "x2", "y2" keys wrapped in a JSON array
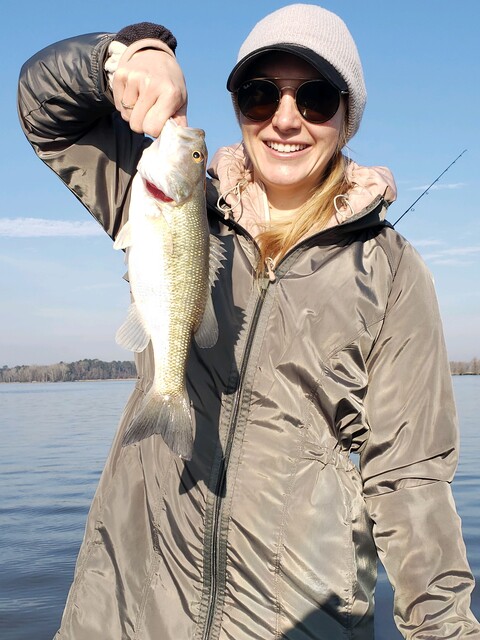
[{"x1": 207, "y1": 143, "x2": 397, "y2": 237}]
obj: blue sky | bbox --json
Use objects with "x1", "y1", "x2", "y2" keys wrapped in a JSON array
[{"x1": 1, "y1": 0, "x2": 479, "y2": 366}]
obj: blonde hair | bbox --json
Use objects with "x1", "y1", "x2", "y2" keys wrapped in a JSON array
[{"x1": 254, "y1": 133, "x2": 350, "y2": 276}]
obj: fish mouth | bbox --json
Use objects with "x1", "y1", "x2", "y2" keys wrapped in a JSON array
[{"x1": 145, "y1": 180, "x2": 174, "y2": 203}]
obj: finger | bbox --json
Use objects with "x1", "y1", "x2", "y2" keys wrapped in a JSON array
[
  {"x1": 171, "y1": 103, "x2": 188, "y2": 128},
  {"x1": 142, "y1": 90, "x2": 187, "y2": 138},
  {"x1": 171, "y1": 114, "x2": 188, "y2": 128},
  {"x1": 141, "y1": 112, "x2": 169, "y2": 138},
  {"x1": 118, "y1": 96, "x2": 140, "y2": 123},
  {"x1": 120, "y1": 92, "x2": 138, "y2": 113},
  {"x1": 112, "y1": 66, "x2": 137, "y2": 113},
  {"x1": 128, "y1": 99, "x2": 155, "y2": 133},
  {"x1": 119, "y1": 82, "x2": 141, "y2": 121}
]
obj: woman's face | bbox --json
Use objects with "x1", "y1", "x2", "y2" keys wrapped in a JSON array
[{"x1": 239, "y1": 53, "x2": 345, "y2": 203}]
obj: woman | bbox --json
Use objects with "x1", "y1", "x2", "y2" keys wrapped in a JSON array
[{"x1": 18, "y1": 4, "x2": 480, "y2": 639}]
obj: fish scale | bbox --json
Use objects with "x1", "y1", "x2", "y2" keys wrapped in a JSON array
[{"x1": 156, "y1": 198, "x2": 210, "y2": 395}]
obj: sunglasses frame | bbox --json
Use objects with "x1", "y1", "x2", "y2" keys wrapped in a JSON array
[{"x1": 235, "y1": 77, "x2": 348, "y2": 125}]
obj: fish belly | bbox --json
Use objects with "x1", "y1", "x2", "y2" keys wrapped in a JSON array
[{"x1": 130, "y1": 194, "x2": 209, "y2": 397}]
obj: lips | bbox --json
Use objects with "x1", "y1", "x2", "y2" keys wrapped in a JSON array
[{"x1": 265, "y1": 141, "x2": 308, "y2": 153}]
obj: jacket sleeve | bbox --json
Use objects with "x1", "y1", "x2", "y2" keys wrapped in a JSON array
[
  {"x1": 17, "y1": 33, "x2": 148, "y2": 239},
  {"x1": 361, "y1": 241, "x2": 480, "y2": 638}
]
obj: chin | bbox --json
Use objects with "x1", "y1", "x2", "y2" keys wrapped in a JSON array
[{"x1": 263, "y1": 171, "x2": 314, "y2": 191}]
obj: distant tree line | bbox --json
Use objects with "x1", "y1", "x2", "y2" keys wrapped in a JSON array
[
  {"x1": 1, "y1": 357, "x2": 479, "y2": 383},
  {"x1": 0, "y1": 359, "x2": 137, "y2": 383},
  {"x1": 450, "y1": 358, "x2": 479, "y2": 376}
]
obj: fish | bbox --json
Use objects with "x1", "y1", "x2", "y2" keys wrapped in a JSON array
[{"x1": 113, "y1": 118, "x2": 224, "y2": 460}]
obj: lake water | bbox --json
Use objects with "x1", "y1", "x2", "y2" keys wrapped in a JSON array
[{"x1": 1, "y1": 376, "x2": 479, "y2": 639}]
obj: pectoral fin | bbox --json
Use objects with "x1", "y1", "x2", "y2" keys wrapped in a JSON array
[
  {"x1": 115, "y1": 302, "x2": 150, "y2": 352},
  {"x1": 113, "y1": 221, "x2": 133, "y2": 250}
]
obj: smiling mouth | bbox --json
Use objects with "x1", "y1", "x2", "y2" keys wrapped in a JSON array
[{"x1": 266, "y1": 141, "x2": 308, "y2": 153}]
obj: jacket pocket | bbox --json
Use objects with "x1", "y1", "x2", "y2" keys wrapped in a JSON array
[{"x1": 274, "y1": 443, "x2": 375, "y2": 639}]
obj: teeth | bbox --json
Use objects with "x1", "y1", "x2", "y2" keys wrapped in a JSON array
[{"x1": 267, "y1": 141, "x2": 307, "y2": 153}]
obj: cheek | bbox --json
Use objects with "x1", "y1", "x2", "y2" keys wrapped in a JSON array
[
  {"x1": 324, "y1": 128, "x2": 342, "y2": 155},
  {"x1": 310, "y1": 120, "x2": 344, "y2": 162}
]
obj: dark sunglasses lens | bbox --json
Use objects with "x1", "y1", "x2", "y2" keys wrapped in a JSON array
[
  {"x1": 237, "y1": 80, "x2": 279, "y2": 121},
  {"x1": 296, "y1": 80, "x2": 341, "y2": 123}
]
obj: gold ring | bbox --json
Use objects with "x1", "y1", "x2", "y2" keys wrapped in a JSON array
[{"x1": 121, "y1": 100, "x2": 135, "y2": 110}]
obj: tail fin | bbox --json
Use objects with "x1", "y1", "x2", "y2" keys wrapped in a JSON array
[{"x1": 122, "y1": 389, "x2": 193, "y2": 460}]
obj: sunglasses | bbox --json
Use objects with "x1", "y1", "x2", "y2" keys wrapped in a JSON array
[{"x1": 236, "y1": 77, "x2": 346, "y2": 124}]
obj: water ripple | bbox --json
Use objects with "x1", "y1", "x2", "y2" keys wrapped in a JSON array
[{"x1": 1, "y1": 377, "x2": 479, "y2": 639}]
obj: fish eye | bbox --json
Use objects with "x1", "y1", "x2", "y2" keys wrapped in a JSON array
[{"x1": 192, "y1": 151, "x2": 204, "y2": 163}]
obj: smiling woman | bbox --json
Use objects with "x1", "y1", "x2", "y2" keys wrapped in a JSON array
[
  {"x1": 238, "y1": 54, "x2": 346, "y2": 207},
  {"x1": 229, "y1": 51, "x2": 349, "y2": 271},
  {"x1": 17, "y1": 3, "x2": 480, "y2": 640}
]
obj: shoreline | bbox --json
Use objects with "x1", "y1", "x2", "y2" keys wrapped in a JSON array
[{"x1": 1, "y1": 374, "x2": 479, "y2": 385}]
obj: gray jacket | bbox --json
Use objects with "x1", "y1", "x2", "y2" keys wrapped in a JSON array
[{"x1": 18, "y1": 33, "x2": 480, "y2": 640}]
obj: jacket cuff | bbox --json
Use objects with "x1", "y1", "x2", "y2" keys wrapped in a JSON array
[
  {"x1": 115, "y1": 22, "x2": 177, "y2": 52},
  {"x1": 119, "y1": 37, "x2": 176, "y2": 63},
  {"x1": 104, "y1": 40, "x2": 127, "y2": 90}
]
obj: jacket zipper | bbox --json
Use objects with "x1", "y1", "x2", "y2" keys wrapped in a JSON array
[
  {"x1": 202, "y1": 273, "x2": 270, "y2": 640},
  {"x1": 200, "y1": 198, "x2": 387, "y2": 638},
  {"x1": 201, "y1": 206, "x2": 329, "y2": 639}
]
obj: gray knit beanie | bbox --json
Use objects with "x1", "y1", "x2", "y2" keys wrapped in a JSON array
[{"x1": 227, "y1": 4, "x2": 366, "y2": 141}]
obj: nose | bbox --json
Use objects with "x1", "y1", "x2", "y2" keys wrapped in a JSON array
[{"x1": 271, "y1": 90, "x2": 302, "y2": 131}]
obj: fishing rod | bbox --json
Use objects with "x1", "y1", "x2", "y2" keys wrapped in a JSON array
[{"x1": 392, "y1": 149, "x2": 467, "y2": 227}]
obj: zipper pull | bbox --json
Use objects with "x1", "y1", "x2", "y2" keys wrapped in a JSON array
[{"x1": 265, "y1": 257, "x2": 276, "y2": 283}]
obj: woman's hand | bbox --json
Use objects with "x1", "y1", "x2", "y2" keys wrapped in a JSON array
[{"x1": 113, "y1": 48, "x2": 187, "y2": 137}]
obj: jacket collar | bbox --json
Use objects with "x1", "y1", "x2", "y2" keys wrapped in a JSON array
[{"x1": 206, "y1": 142, "x2": 397, "y2": 237}]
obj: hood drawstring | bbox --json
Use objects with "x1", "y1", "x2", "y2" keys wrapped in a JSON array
[
  {"x1": 333, "y1": 194, "x2": 354, "y2": 225},
  {"x1": 216, "y1": 179, "x2": 248, "y2": 221}
]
